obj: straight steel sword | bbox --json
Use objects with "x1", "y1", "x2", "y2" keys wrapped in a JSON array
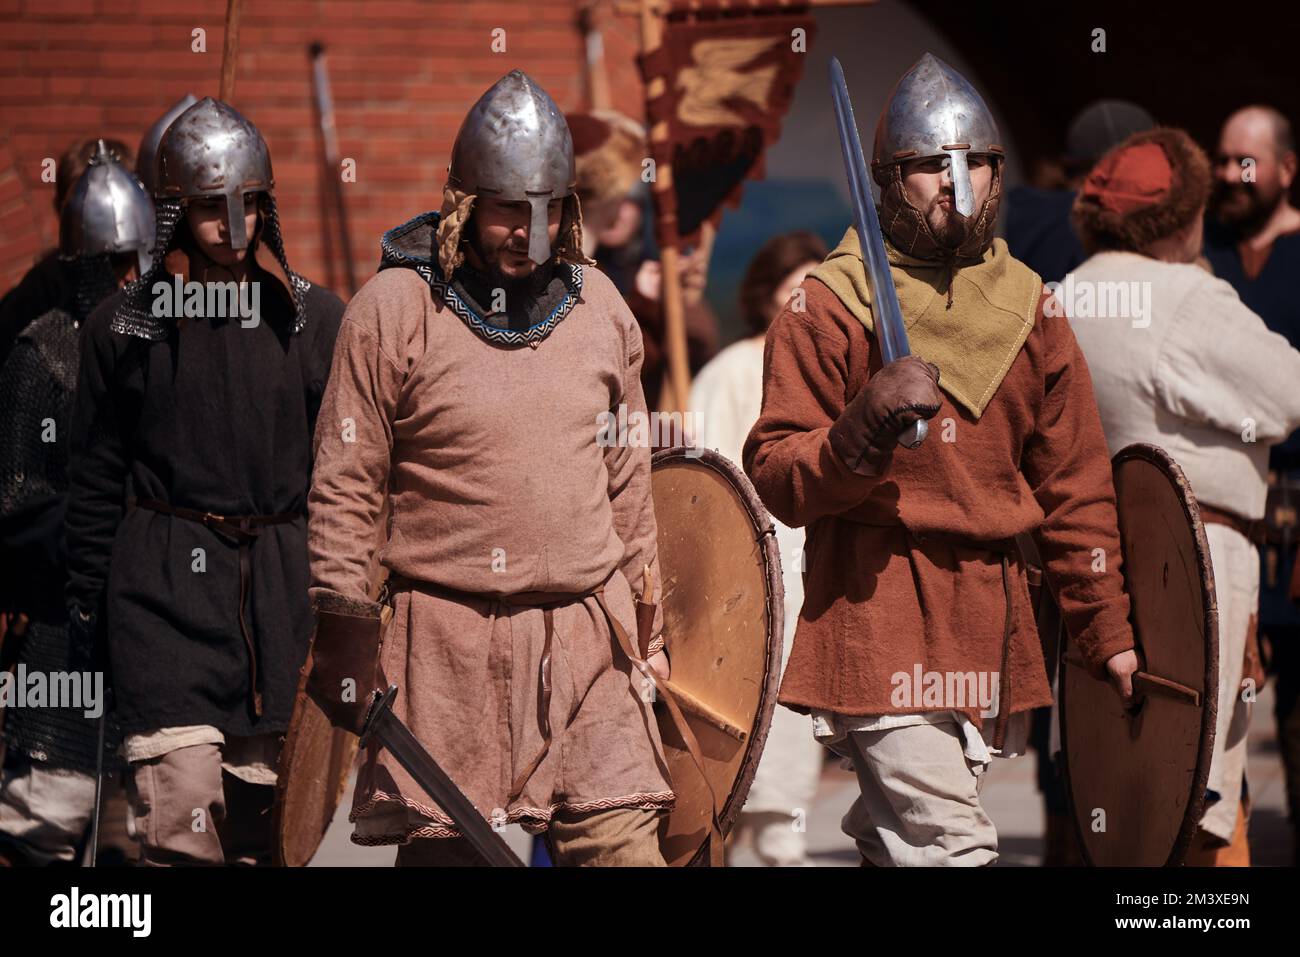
[
  {"x1": 360, "y1": 685, "x2": 525, "y2": 867},
  {"x1": 829, "y1": 56, "x2": 927, "y2": 449}
]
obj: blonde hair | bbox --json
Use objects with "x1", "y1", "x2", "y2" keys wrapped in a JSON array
[{"x1": 436, "y1": 186, "x2": 477, "y2": 276}]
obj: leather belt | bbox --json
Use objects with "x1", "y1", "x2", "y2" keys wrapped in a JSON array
[
  {"x1": 1199, "y1": 503, "x2": 1266, "y2": 547},
  {"x1": 133, "y1": 497, "x2": 298, "y2": 718},
  {"x1": 388, "y1": 573, "x2": 726, "y2": 865}
]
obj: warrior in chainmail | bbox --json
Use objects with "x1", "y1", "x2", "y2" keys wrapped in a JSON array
[
  {"x1": 304, "y1": 71, "x2": 678, "y2": 865},
  {"x1": 0, "y1": 142, "x2": 152, "y2": 866},
  {"x1": 0, "y1": 137, "x2": 135, "y2": 366},
  {"x1": 63, "y1": 99, "x2": 344, "y2": 866}
]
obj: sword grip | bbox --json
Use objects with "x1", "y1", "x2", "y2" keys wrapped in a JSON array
[
  {"x1": 899, "y1": 419, "x2": 927, "y2": 449},
  {"x1": 358, "y1": 685, "x2": 397, "y2": 748}
]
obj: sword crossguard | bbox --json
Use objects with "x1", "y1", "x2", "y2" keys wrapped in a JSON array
[{"x1": 358, "y1": 684, "x2": 399, "y2": 748}]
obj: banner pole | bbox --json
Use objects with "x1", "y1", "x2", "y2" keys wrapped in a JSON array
[{"x1": 641, "y1": 0, "x2": 692, "y2": 413}]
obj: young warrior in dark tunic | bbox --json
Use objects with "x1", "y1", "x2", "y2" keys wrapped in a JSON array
[
  {"x1": 0, "y1": 143, "x2": 153, "y2": 866},
  {"x1": 64, "y1": 99, "x2": 344, "y2": 866}
]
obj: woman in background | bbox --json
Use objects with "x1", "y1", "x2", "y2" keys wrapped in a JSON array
[{"x1": 689, "y1": 230, "x2": 827, "y2": 866}]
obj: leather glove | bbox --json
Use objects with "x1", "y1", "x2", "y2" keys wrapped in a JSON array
[
  {"x1": 305, "y1": 591, "x2": 390, "y2": 736},
  {"x1": 828, "y1": 355, "x2": 942, "y2": 476}
]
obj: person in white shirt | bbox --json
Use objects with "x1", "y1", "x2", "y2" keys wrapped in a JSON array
[
  {"x1": 1067, "y1": 127, "x2": 1300, "y2": 865},
  {"x1": 689, "y1": 230, "x2": 827, "y2": 866}
]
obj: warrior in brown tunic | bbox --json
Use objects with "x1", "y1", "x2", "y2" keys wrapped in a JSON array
[
  {"x1": 305, "y1": 71, "x2": 674, "y2": 865},
  {"x1": 744, "y1": 54, "x2": 1139, "y2": 866}
]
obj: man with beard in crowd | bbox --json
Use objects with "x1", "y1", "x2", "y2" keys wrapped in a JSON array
[
  {"x1": 1201, "y1": 106, "x2": 1300, "y2": 868},
  {"x1": 1204, "y1": 105, "x2": 1300, "y2": 863}
]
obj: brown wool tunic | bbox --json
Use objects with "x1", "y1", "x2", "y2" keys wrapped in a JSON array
[
  {"x1": 743, "y1": 277, "x2": 1135, "y2": 727},
  {"x1": 307, "y1": 264, "x2": 674, "y2": 843}
]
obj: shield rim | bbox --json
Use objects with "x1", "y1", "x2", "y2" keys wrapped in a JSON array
[
  {"x1": 1060, "y1": 442, "x2": 1219, "y2": 867},
  {"x1": 651, "y1": 446, "x2": 784, "y2": 866}
]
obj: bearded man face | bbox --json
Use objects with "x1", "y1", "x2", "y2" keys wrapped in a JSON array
[
  {"x1": 900, "y1": 154, "x2": 995, "y2": 250},
  {"x1": 1211, "y1": 111, "x2": 1297, "y2": 236},
  {"x1": 467, "y1": 196, "x2": 564, "y2": 283}
]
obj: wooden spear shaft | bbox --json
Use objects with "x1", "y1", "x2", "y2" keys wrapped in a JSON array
[
  {"x1": 310, "y1": 43, "x2": 358, "y2": 296},
  {"x1": 579, "y1": 1, "x2": 613, "y2": 112},
  {"x1": 219, "y1": 0, "x2": 244, "y2": 103}
]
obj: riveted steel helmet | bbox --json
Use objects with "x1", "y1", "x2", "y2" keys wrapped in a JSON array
[
  {"x1": 60, "y1": 139, "x2": 155, "y2": 275},
  {"x1": 136, "y1": 93, "x2": 198, "y2": 196},
  {"x1": 156, "y1": 96, "x2": 273, "y2": 251},
  {"x1": 447, "y1": 70, "x2": 577, "y2": 265},
  {"x1": 871, "y1": 53, "x2": 1003, "y2": 217}
]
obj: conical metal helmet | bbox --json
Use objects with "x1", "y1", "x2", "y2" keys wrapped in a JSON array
[
  {"x1": 136, "y1": 93, "x2": 198, "y2": 195},
  {"x1": 447, "y1": 70, "x2": 577, "y2": 265},
  {"x1": 60, "y1": 139, "x2": 156, "y2": 275},
  {"x1": 156, "y1": 97, "x2": 273, "y2": 251},
  {"x1": 872, "y1": 53, "x2": 1003, "y2": 217}
]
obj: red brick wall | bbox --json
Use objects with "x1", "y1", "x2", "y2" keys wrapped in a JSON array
[
  {"x1": 0, "y1": 0, "x2": 646, "y2": 297},
  {"x1": 0, "y1": 130, "x2": 48, "y2": 284}
]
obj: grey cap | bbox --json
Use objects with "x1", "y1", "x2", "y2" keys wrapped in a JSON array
[
  {"x1": 447, "y1": 70, "x2": 576, "y2": 265},
  {"x1": 60, "y1": 139, "x2": 156, "y2": 274},
  {"x1": 156, "y1": 97, "x2": 273, "y2": 251},
  {"x1": 136, "y1": 93, "x2": 199, "y2": 195},
  {"x1": 872, "y1": 53, "x2": 1003, "y2": 217},
  {"x1": 1065, "y1": 100, "x2": 1156, "y2": 168}
]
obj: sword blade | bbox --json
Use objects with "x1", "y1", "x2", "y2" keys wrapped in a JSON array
[
  {"x1": 830, "y1": 57, "x2": 926, "y2": 448},
  {"x1": 829, "y1": 56, "x2": 911, "y2": 366},
  {"x1": 366, "y1": 693, "x2": 524, "y2": 867}
]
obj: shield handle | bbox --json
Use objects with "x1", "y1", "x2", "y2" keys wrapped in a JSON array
[
  {"x1": 1063, "y1": 654, "x2": 1201, "y2": 706},
  {"x1": 656, "y1": 679, "x2": 747, "y2": 742}
]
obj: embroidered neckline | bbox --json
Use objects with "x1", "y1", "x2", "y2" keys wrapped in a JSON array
[{"x1": 379, "y1": 210, "x2": 583, "y2": 348}]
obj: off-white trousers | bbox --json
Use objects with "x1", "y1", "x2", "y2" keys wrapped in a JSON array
[
  {"x1": 843, "y1": 719, "x2": 998, "y2": 867},
  {"x1": 0, "y1": 762, "x2": 97, "y2": 864},
  {"x1": 1201, "y1": 524, "x2": 1258, "y2": 842}
]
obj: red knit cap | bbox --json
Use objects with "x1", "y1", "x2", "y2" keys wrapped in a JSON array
[{"x1": 1079, "y1": 141, "x2": 1173, "y2": 214}]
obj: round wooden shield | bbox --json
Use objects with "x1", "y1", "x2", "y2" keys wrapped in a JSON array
[
  {"x1": 1061, "y1": 444, "x2": 1218, "y2": 866},
  {"x1": 650, "y1": 447, "x2": 784, "y2": 866},
  {"x1": 272, "y1": 656, "x2": 359, "y2": 867}
]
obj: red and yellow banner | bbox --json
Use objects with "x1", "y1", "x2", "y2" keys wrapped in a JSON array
[{"x1": 638, "y1": 2, "x2": 816, "y2": 248}]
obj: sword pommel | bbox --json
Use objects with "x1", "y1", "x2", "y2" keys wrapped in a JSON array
[{"x1": 901, "y1": 420, "x2": 927, "y2": 449}]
